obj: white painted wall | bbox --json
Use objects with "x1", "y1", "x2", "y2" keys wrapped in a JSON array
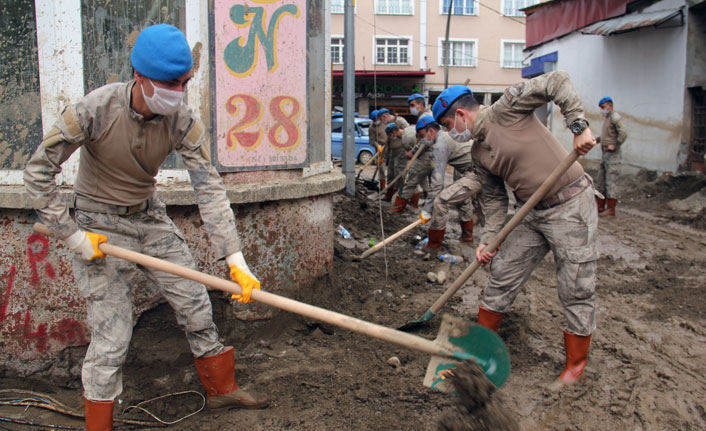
[{"x1": 527, "y1": 1, "x2": 688, "y2": 173}]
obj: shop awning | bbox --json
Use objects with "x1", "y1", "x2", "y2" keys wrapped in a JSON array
[
  {"x1": 332, "y1": 70, "x2": 435, "y2": 77},
  {"x1": 581, "y1": 7, "x2": 684, "y2": 36}
]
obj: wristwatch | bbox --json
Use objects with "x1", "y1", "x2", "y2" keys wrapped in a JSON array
[{"x1": 567, "y1": 119, "x2": 589, "y2": 136}]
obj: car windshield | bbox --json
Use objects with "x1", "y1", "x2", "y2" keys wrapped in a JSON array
[{"x1": 358, "y1": 121, "x2": 371, "y2": 136}]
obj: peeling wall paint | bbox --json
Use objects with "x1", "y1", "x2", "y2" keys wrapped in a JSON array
[{"x1": 0, "y1": 195, "x2": 334, "y2": 376}]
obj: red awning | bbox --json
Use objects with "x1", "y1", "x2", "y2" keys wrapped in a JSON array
[{"x1": 332, "y1": 70, "x2": 435, "y2": 77}]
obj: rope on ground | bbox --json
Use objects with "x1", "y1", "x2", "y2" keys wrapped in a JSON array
[
  {"x1": 0, "y1": 389, "x2": 166, "y2": 428},
  {"x1": 122, "y1": 390, "x2": 205, "y2": 426},
  {"x1": 0, "y1": 415, "x2": 81, "y2": 429}
]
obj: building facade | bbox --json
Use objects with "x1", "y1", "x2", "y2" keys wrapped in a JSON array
[
  {"x1": 522, "y1": 0, "x2": 706, "y2": 173},
  {"x1": 330, "y1": 0, "x2": 537, "y2": 119}
]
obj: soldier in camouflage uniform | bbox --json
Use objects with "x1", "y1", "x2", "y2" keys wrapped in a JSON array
[
  {"x1": 369, "y1": 109, "x2": 389, "y2": 190},
  {"x1": 393, "y1": 94, "x2": 433, "y2": 212},
  {"x1": 416, "y1": 116, "x2": 479, "y2": 249},
  {"x1": 383, "y1": 123, "x2": 414, "y2": 201},
  {"x1": 377, "y1": 109, "x2": 410, "y2": 201},
  {"x1": 23, "y1": 25, "x2": 267, "y2": 431},
  {"x1": 433, "y1": 71, "x2": 599, "y2": 391},
  {"x1": 595, "y1": 96, "x2": 627, "y2": 217}
]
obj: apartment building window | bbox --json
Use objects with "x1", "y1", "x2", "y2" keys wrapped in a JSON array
[
  {"x1": 376, "y1": 0, "x2": 413, "y2": 15},
  {"x1": 502, "y1": 0, "x2": 539, "y2": 17},
  {"x1": 331, "y1": 0, "x2": 344, "y2": 14},
  {"x1": 501, "y1": 41, "x2": 525, "y2": 68},
  {"x1": 439, "y1": 39, "x2": 477, "y2": 67},
  {"x1": 331, "y1": 37, "x2": 344, "y2": 64},
  {"x1": 376, "y1": 37, "x2": 410, "y2": 65},
  {"x1": 441, "y1": 0, "x2": 477, "y2": 15}
]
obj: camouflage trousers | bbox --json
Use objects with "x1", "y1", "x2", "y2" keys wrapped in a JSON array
[
  {"x1": 595, "y1": 148, "x2": 621, "y2": 198},
  {"x1": 73, "y1": 196, "x2": 223, "y2": 401},
  {"x1": 481, "y1": 186, "x2": 599, "y2": 336},
  {"x1": 386, "y1": 150, "x2": 408, "y2": 192},
  {"x1": 429, "y1": 171, "x2": 480, "y2": 231},
  {"x1": 399, "y1": 150, "x2": 432, "y2": 200}
]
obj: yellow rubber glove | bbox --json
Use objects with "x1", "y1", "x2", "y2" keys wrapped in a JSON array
[
  {"x1": 65, "y1": 230, "x2": 107, "y2": 260},
  {"x1": 420, "y1": 210, "x2": 432, "y2": 224},
  {"x1": 226, "y1": 252, "x2": 261, "y2": 303}
]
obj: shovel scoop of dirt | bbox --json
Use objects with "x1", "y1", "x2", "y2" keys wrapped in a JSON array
[{"x1": 437, "y1": 361, "x2": 519, "y2": 431}]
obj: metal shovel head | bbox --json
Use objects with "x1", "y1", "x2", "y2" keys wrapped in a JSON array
[
  {"x1": 423, "y1": 315, "x2": 511, "y2": 392},
  {"x1": 397, "y1": 308, "x2": 436, "y2": 331},
  {"x1": 361, "y1": 179, "x2": 379, "y2": 191}
]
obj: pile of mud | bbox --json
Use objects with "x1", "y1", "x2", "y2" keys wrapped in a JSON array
[{"x1": 437, "y1": 362, "x2": 519, "y2": 431}]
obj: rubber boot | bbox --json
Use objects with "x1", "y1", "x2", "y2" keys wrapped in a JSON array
[
  {"x1": 459, "y1": 220, "x2": 474, "y2": 243},
  {"x1": 409, "y1": 192, "x2": 421, "y2": 207},
  {"x1": 477, "y1": 307, "x2": 504, "y2": 333},
  {"x1": 547, "y1": 331, "x2": 592, "y2": 391},
  {"x1": 599, "y1": 198, "x2": 616, "y2": 217},
  {"x1": 84, "y1": 398, "x2": 114, "y2": 431},
  {"x1": 380, "y1": 179, "x2": 386, "y2": 191},
  {"x1": 596, "y1": 197, "x2": 605, "y2": 213},
  {"x1": 194, "y1": 346, "x2": 268, "y2": 409},
  {"x1": 392, "y1": 195, "x2": 408, "y2": 213},
  {"x1": 383, "y1": 186, "x2": 396, "y2": 202},
  {"x1": 425, "y1": 228, "x2": 445, "y2": 249}
]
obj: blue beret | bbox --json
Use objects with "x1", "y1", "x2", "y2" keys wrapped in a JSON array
[
  {"x1": 432, "y1": 86, "x2": 473, "y2": 122},
  {"x1": 369, "y1": 110, "x2": 379, "y2": 121},
  {"x1": 377, "y1": 108, "x2": 390, "y2": 117},
  {"x1": 598, "y1": 96, "x2": 613, "y2": 106},
  {"x1": 131, "y1": 24, "x2": 193, "y2": 81},
  {"x1": 408, "y1": 93, "x2": 424, "y2": 103},
  {"x1": 385, "y1": 123, "x2": 399, "y2": 134},
  {"x1": 416, "y1": 115, "x2": 436, "y2": 132}
]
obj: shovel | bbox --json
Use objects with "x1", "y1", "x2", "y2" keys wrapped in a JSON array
[
  {"x1": 399, "y1": 150, "x2": 581, "y2": 331},
  {"x1": 357, "y1": 219, "x2": 422, "y2": 259},
  {"x1": 379, "y1": 144, "x2": 426, "y2": 195},
  {"x1": 33, "y1": 223, "x2": 510, "y2": 391}
]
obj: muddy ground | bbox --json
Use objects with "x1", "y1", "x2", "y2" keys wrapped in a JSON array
[{"x1": 2, "y1": 168, "x2": 706, "y2": 430}]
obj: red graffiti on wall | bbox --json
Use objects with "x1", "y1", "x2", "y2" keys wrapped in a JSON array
[{"x1": 0, "y1": 234, "x2": 88, "y2": 354}]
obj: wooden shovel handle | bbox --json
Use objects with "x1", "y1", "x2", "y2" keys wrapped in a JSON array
[
  {"x1": 380, "y1": 144, "x2": 425, "y2": 194},
  {"x1": 428, "y1": 150, "x2": 581, "y2": 314},
  {"x1": 359, "y1": 219, "x2": 422, "y2": 259},
  {"x1": 33, "y1": 223, "x2": 451, "y2": 358}
]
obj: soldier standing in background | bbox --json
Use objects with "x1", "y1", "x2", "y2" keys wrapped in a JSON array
[{"x1": 595, "y1": 96, "x2": 627, "y2": 217}]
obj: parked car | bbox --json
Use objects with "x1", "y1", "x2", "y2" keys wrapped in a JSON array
[{"x1": 331, "y1": 116, "x2": 375, "y2": 164}]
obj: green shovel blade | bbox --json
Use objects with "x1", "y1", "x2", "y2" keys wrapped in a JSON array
[{"x1": 423, "y1": 315, "x2": 511, "y2": 391}]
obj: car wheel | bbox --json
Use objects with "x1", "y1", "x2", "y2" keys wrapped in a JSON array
[{"x1": 358, "y1": 150, "x2": 373, "y2": 164}]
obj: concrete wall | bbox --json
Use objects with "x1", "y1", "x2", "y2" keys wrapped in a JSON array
[
  {"x1": 0, "y1": 0, "x2": 344, "y2": 377},
  {"x1": 526, "y1": 0, "x2": 689, "y2": 173}
]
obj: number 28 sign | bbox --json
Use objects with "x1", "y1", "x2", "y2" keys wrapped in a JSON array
[{"x1": 212, "y1": 0, "x2": 307, "y2": 170}]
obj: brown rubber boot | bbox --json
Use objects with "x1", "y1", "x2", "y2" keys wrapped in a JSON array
[
  {"x1": 459, "y1": 220, "x2": 474, "y2": 243},
  {"x1": 599, "y1": 198, "x2": 616, "y2": 217},
  {"x1": 477, "y1": 307, "x2": 504, "y2": 333},
  {"x1": 409, "y1": 192, "x2": 421, "y2": 207},
  {"x1": 383, "y1": 186, "x2": 396, "y2": 202},
  {"x1": 194, "y1": 346, "x2": 268, "y2": 409},
  {"x1": 547, "y1": 331, "x2": 592, "y2": 391},
  {"x1": 425, "y1": 228, "x2": 445, "y2": 249},
  {"x1": 84, "y1": 397, "x2": 114, "y2": 431},
  {"x1": 596, "y1": 197, "x2": 605, "y2": 213},
  {"x1": 379, "y1": 179, "x2": 386, "y2": 191},
  {"x1": 392, "y1": 195, "x2": 408, "y2": 212}
]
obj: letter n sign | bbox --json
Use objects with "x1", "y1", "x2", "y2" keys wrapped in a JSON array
[{"x1": 211, "y1": 0, "x2": 308, "y2": 171}]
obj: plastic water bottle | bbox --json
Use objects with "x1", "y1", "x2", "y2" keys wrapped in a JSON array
[
  {"x1": 415, "y1": 237, "x2": 429, "y2": 249},
  {"x1": 439, "y1": 254, "x2": 463, "y2": 264},
  {"x1": 336, "y1": 225, "x2": 352, "y2": 239}
]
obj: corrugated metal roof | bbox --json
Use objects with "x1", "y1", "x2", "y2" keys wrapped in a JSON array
[{"x1": 581, "y1": 7, "x2": 684, "y2": 36}]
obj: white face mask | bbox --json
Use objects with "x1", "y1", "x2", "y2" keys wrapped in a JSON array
[
  {"x1": 600, "y1": 109, "x2": 610, "y2": 116},
  {"x1": 448, "y1": 113, "x2": 472, "y2": 142},
  {"x1": 141, "y1": 79, "x2": 185, "y2": 115},
  {"x1": 410, "y1": 107, "x2": 419, "y2": 116}
]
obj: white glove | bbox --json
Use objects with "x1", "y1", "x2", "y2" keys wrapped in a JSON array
[
  {"x1": 226, "y1": 252, "x2": 257, "y2": 278},
  {"x1": 65, "y1": 230, "x2": 107, "y2": 261},
  {"x1": 420, "y1": 210, "x2": 432, "y2": 224}
]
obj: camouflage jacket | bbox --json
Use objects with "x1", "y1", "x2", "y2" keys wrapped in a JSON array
[
  {"x1": 598, "y1": 111, "x2": 627, "y2": 149},
  {"x1": 23, "y1": 80, "x2": 241, "y2": 260}
]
